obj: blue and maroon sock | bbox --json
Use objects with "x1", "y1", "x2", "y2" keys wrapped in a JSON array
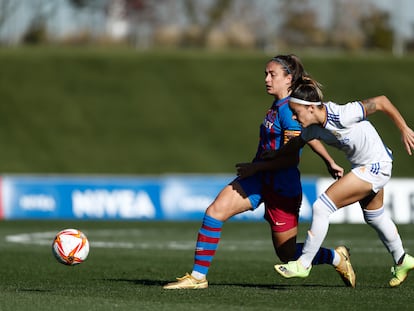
[
  {"x1": 191, "y1": 215, "x2": 223, "y2": 279},
  {"x1": 295, "y1": 243, "x2": 335, "y2": 265}
]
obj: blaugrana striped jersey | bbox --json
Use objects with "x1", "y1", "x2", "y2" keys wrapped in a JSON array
[{"x1": 255, "y1": 96, "x2": 302, "y2": 197}]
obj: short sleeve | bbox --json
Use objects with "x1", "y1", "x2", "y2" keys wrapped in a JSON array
[{"x1": 338, "y1": 101, "x2": 366, "y2": 127}]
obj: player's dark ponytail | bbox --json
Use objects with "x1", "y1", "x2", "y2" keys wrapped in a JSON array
[{"x1": 291, "y1": 78, "x2": 323, "y2": 102}]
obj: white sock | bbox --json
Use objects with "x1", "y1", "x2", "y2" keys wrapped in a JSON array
[
  {"x1": 300, "y1": 193, "x2": 337, "y2": 268},
  {"x1": 332, "y1": 251, "x2": 341, "y2": 267},
  {"x1": 191, "y1": 271, "x2": 206, "y2": 280},
  {"x1": 363, "y1": 207, "x2": 405, "y2": 264}
]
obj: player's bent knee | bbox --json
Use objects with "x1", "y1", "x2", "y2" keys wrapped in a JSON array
[{"x1": 205, "y1": 203, "x2": 243, "y2": 222}]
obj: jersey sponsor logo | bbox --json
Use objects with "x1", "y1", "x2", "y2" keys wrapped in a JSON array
[
  {"x1": 263, "y1": 109, "x2": 277, "y2": 130},
  {"x1": 264, "y1": 120, "x2": 274, "y2": 129}
]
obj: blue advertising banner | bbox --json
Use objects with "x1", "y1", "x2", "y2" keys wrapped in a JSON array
[
  {"x1": 0, "y1": 174, "x2": 318, "y2": 221},
  {"x1": 1, "y1": 175, "x2": 161, "y2": 220},
  {"x1": 2, "y1": 175, "x2": 414, "y2": 222}
]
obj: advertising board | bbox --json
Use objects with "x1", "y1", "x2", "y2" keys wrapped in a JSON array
[{"x1": 0, "y1": 175, "x2": 413, "y2": 223}]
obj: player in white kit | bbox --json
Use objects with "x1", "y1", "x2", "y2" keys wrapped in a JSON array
[{"x1": 236, "y1": 78, "x2": 414, "y2": 287}]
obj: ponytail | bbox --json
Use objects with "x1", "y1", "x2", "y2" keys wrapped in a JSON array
[{"x1": 291, "y1": 77, "x2": 323, "y2": 102}]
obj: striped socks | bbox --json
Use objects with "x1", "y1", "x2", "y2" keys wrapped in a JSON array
[{"x1": 191, "y1": 215, "x2": 223, "y2": 279}]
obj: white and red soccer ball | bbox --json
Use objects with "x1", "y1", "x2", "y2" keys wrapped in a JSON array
[{"x1": 52, "y1": 229, "x2": 89, "y2": 266}]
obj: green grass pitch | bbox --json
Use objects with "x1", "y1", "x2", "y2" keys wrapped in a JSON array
[{"x1": 1, "y1": 220, "x2": 414, "y2": 310}]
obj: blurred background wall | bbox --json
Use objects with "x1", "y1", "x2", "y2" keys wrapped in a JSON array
[{"x1": 0, "y1": 0, "x2": 413, "y2": 56}]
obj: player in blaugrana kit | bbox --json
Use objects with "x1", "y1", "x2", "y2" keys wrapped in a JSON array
[
  {"x1": 238, "y1": 78, "x2": 414, "y2": 287},
  {"x1": 163, "y1": 55, "x2": 356, "y2": 289}
]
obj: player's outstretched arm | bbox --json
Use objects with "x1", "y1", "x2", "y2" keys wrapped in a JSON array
[
  {"x1": 362, "y1": 95, "x2": 414, "y2": 155},
  {"x1": 307, "y1": 139, "x2": 344, "y2": 179},
  {"x1": 235, "y1": 136, "x2": 305, "y2": 179}
]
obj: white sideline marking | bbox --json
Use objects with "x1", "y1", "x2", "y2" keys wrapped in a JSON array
[
  {"x1": 5, "y1": 230, "x2": 414, "y2": 252},
  {"x1": 5, "y1": 231, "x2": 196, "y2": 250},
  {"x1": 5, "y1": 229, "x2": 274, "y2": 251}
]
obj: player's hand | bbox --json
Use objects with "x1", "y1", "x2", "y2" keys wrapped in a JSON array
[
  {"x1": 260, "y1": 150, "x2": 279, "y2": 160},
  {"x1": 235, "y1": 162, "x2": 257, "y2": 179},
  {"x1": 401, "y1": 125, "x2": 414, "y2": 156},
  {"x1": 327, "y1": 162, "x2": 344, "y2": 179}
]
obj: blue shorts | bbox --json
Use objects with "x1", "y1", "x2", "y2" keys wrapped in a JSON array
[
  {"x1": 235, "y1": 174, "x2": 264, "y2": 209},
  {"x1": 234, "y1": 172, "x2": 302, "y2": 232},
  {"x1": 235, "y1": 169, "x2": 301, "y2": 209}
]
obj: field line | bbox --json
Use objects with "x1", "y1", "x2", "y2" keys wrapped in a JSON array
[{"x1": 6, "y1": 230, "x2": 414, "y2": 253}]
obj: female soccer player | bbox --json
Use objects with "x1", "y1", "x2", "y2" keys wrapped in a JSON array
[
  {"x1": 239, "y1": 79, "x2": 414, "y2": 287},
  {"x1": 163, "y1": 55, "x2": 355, "y2": 289}
]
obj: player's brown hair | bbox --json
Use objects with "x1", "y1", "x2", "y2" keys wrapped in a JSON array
[
  {"x1": 271, "y1": 54, "x2": 322, "y2": 96},
  {"x1": 291, "y1": 77, "x2": 324, "y2": 103}
]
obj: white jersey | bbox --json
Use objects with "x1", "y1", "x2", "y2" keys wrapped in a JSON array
[{"x1": 301, "y1": 101, "x2": 393, "y2": 167}]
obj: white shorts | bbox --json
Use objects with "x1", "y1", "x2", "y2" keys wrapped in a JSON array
[{"x1": 351, "y1": 162, "x2": 392, "y2": 193}]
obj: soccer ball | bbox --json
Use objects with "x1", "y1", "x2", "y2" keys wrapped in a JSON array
[{"x1": 52, "y1": 228, "x2": 89, "y2": 266}]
